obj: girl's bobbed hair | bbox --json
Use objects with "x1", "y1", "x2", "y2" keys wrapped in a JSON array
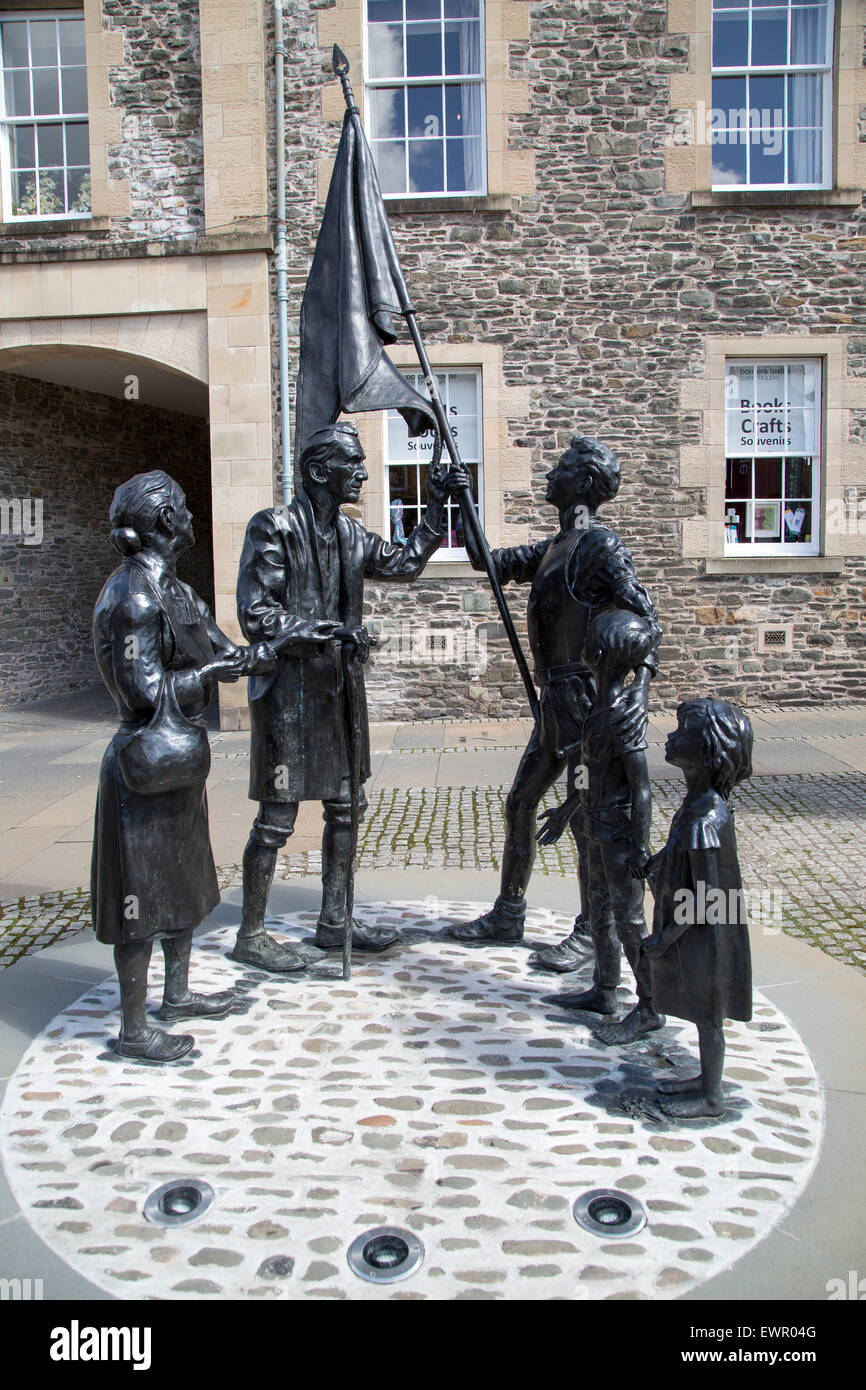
[
  {"x1": 679, "y1": 697, "x2": 754, "y2": 799},
  {"x1": 109, "y1": 471, "x2": 177, "y2": 556}
]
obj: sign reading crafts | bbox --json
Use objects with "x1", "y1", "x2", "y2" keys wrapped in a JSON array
[
  {"x1": 724, "y1": 360, "x2": 821, "y2": 555},
  {"x1": 725, "y1": 362, "x2": 819, "y2": 454}
]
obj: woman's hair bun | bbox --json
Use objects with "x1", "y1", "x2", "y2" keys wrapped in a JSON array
[{"x1": 111, "y1": 526, "x2": 142, "y2": 556}]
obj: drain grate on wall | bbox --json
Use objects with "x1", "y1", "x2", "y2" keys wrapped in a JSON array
[{"x1": 757, "y1": 623, "x2": 794, "y2": 655}]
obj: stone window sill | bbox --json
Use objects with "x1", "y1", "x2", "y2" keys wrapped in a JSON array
[
  {"x1": 691, "y1": 189, "x2": 862, "y2": 210},
  {"x1": 385, "y1": 194, "x2": 515, "y2": 216},
  {"x1": 0, "y1": 215, "x2": 110, "y2": 236},
  {"x1": 425, "y1": 561, "x2": 474, "y2": 578},
  {"x1": 705, "y1": 556, "x2": 844, "y2": 575}
]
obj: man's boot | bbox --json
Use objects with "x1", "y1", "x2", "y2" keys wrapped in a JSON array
[
  {"x1": 447, "y1": 895, "x2": 526, "y2": 945},
  {"x1": 531, "y1": 914, "x2": 590, "y2": 972},
  {"x1": 231, "y1": 838, "x2": 309, "y2": 973},
  {"x1": 546, "y1": 922, "x2": 620, "y2": 1012},
  {"x1": 314, "y1": 805, "x2": 399, "y2": 953}
]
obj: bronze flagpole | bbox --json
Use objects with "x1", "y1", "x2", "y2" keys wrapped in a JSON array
[{"x1": 331, "y1": 46, "x2": 539, "y2": 723}]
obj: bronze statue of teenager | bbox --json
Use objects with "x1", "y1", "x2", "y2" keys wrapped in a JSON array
[
  {"x1": 537, "y1": 608, "x2": 664, "y2": 1044},
  {"x1": 92, "y1": 471, "x2": 276, "y2": 1062},
  {"x1": 233, "y1": 421, "x2": 461, "y2": 973},
  {"x1": 446, "y1": 436, "x2": 660, "y2": 959}
]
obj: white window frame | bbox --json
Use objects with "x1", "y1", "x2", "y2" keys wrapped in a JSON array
[
  {"x1": 363, "y1": 0, "x2": 487, "y2": 200},
  {"x1": 710, "y1": 0, "x2": 835, "y2": 191},
  {"x1": 383, "y1": 366, "x2": 483, "y2": 562},
  {"x1": 0, "y1": 8, "x2": 89, "y2": 222},
  {"x1": 724, "y1": 356, "x2": 822, "y2": 556}
]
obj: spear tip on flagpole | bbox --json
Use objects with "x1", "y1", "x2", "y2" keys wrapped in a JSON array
[{"x1": 332, "y1": 44, "x2": 349, "y2": 76}]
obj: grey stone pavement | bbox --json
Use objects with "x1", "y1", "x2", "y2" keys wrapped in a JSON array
[
  {"x1": 1, "y1": 686, "x2": 864, "y2": 974},
  {"x1": 0, "y1": 686, "x2": 864, "y2": 1303}
]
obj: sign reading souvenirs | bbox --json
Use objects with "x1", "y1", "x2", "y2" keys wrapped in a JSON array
[{"x1": 725, "y1": 361, "x2": 819, "y2": 456}]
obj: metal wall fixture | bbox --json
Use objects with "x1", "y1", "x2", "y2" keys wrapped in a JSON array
[
  {"x1": 347, "y1": 1226, "x2": 425, "y2": 1283},
  {"x1": 143, "y1": 1178, "x2": 215, "y2": 1228},
  {"x1": 573, "y1": 1188, "x2": 647, "y2": 1240}
]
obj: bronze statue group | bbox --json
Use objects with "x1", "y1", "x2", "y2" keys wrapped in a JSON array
[{"x1": 91, "y1": 428, "x2": 754, "y2": 1121}]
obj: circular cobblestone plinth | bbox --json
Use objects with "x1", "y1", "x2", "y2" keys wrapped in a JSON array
[{"x1": 0, "y1": 903, "x2": 823, "y2": 1301}]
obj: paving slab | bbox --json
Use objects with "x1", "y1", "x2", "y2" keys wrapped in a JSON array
[{"x1": 0, "y1": 875, "x2": 861, "y2": 1302}]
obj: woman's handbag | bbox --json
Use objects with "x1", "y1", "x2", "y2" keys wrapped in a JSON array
[{"x1": 116, "y1": 675, "x2": 211, "y2": 795}]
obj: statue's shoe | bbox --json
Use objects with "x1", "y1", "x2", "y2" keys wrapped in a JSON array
[
  {"x1": 315, "y1": 920, "x2": 399, "y2": 953},
  {"x1": 447, "y1": 904, "x2": 524, "y2": 945},
  {"x1": 229, "y1": 933, "x2": 309, "y2": 974},
  {"x1": 115, "y1": 1027, "x2": 195, "y2": 1063},
  {"x1": 154, "y1": 990, "x2": 237, "y2": 1022},
  {"x1": 530, "y1": 919, "x2": 590, "y2": 972}
]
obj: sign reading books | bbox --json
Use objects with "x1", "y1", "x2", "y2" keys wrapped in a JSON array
[{"x1": 725, "y1": 362, "x2": 819, "y2": 457}]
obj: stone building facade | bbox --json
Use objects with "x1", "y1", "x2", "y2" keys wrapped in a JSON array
[{"x1": 1, "y1": 0, "x2": 865, "y2": 718}]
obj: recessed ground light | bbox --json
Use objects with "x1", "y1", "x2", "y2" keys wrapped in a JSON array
[
  {"x1": 347, "y1": 1226, "x2": 424, "y2": 1283},
  {"x1": 143, "y1": 1178, "x2": 214, "y2": 1227},
  {"x1": 573, "y1": 1187, "x2": 647, "y2": 1239}
]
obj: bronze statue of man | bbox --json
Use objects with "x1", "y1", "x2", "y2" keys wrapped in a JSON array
[
  {"x1": 447, "y1": 435, "x2": 661, "y2": 966},
  {"x1": 232, "y1": 420, "x2": 455, "y2": 973}
]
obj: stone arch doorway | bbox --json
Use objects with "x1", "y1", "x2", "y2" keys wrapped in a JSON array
[{"x1": 0, "y1": 326, "x2": 213, "y2": 707}]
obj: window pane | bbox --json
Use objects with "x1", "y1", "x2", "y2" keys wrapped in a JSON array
[
  {"x1": 725, "y1": 499, "x2": 748, "y2": 542},
  {"x1": 58, "y1": 19, "x2": 86, "y2": 65},
  {"x1": 788, "y1": 72, "x2": 822, "y2": 125},
  {"x1": 713, "y1": 12, "x2": 749, "y2": 66},
  {"x1": 30, "y1": 20, "x2": 58, "y2": 68},
  {"x1": 446, "y1": 371, "x2": 478, "y2": 417},
  {"x1": 61, "y1": 66, "x2": 87, "y2": 114},
  {"x1": 11, "y1": 123, "x2": 35, "y2": 169},
  {"x1": 33, "y1": 67, "x2": 60, "y2": 115},
  {"x1": 373, "y1": 139, "x2": 406, "y2": 193},
  {"x1": 370, "y1": 86, "x2": 405, "y2": 139},
  {"x1": 791, "y1": 4, "x2": 826, "y2": 63},
  {"x1": 449, "y1": 414, "x2": 477, "y2": 456},
  {"x1": 65, "y1": 121, "x2": 89, "y2": 166},
  {"x1": 788, "y1": 126, "x2": 821, "y2": 183},
  {"x1": 755, "y1": 457, "x2": 782, "y2": 496},
  {"x1": 38, "y1": 168, "x2": 64, "y2": 213},
  {"x1": 406, "y1": 22, "x2": 442, "y2": 77},
  {"x1": 751, "y1": 8, "x2": 789, "y2": 65},
  {"x1": 11, "y1": 170, "x2": 37, "y2": 213},
  {"x1": 750, "y1": 72, "x2": 784, "y2": 113},
  {"x1": 407, "y1": 83, "x2": 442, "y2": 136},
  {"x1": 408, "y1": 136, "x2": 444, "y2": 191},
  {"x1": 37, "y1": 122, "x2": 63, "y2": 166},
  {"x1": 785, "y1": 456, "x2": 812, "y2": 498},
  {"x1": 712, "y1": 137, "x2": 747, "y2": 184},
  {"x1": 446, "y1": 134, "x2": 482, "y2": 190},
  {"x1": 444, "y1": 20, "x2": 481, "y2": 76},
  {"x1": 750, "y1": 132, "x2": 785, "y2": 183},
  {"x1": 369, "y1": 24, "x2": 404, "y2": 79},
  {"x1": 368, "y1": 0, "x2": 403, "y2": 19},
  {"x1": 388, "y1": 413, "x2": 415, "y2": 461},
  {"x1": 406, "y1": 0, "x2": 440, "y2": 16},
  {"x1": 445, "y1": 81, "x2": 482, "y2": 136},
  {"x1": 1, "y1": 21, "x2": 29, "y2": 67},
  {"x1": 726, "y1": 458, "x2": 752, "y2": 499},
  {"x1": 67, "y1": 165, "x2": 89, "y2": 212},
  {"x1": 5, "y1": 68, "x2": 31, "y2": 117},
  {"x1": 752, "y1": 500, "x2": 781, "y2": 539},
  {"x1": 783, "y1": 499, "x2": 811, "y2": 541},
  {"x1": 445, "y1": 0, "x2": 480, "y2": 14},
  {"x1": 712, "y1": 74, "x2": 746, "y2": 122}
]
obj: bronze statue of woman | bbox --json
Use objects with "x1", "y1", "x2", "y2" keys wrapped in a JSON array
[{"x1": 91, "y1": 470, "x2": 275, "y2": 1062}]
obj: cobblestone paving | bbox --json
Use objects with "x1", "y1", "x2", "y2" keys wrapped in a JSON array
[
  {"x1": 1, "y1": 774, "x2": 864, "y2": 974},
  {"x1": 0, "y1": 904, "x2": 822, "y2": 1302},
  {"x1": 264, "y1": 774, "x2": 866, "y2": 973}
]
